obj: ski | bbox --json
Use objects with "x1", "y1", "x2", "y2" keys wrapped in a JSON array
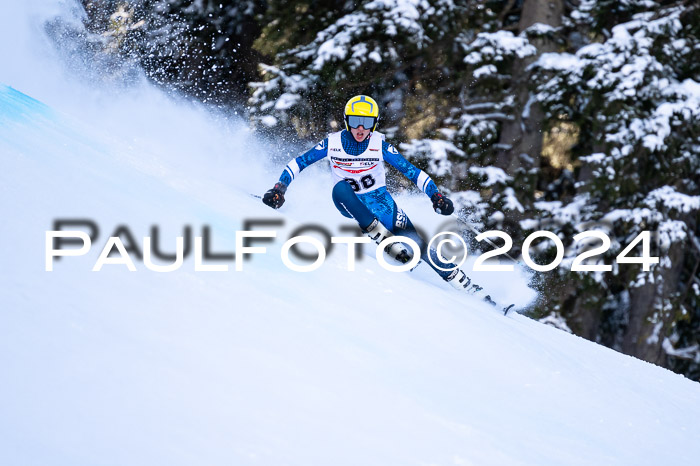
[
  {"x1": 482, "y1": 293, "x2": 516, "y2": 316},
  {"x1": 253, "y1": 193, "x2": 515, "y2": 314}
]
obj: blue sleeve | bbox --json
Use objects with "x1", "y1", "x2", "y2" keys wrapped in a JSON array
[
  {"x1": 382, "y1": 141, "x2": 439, "y2": 198},
  {"x1": 279, "y1": 138, "x2": 329, "y2": 186}
]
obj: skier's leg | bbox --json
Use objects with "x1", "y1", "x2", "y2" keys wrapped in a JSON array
[
  {"x1": 391, "y1": 209, "x2": 455, "y2": 280},
  {"x1": 333, "y1": 182, "x2": 505, "y2": 308},
  {"x1": 358, "y1": 188, "x2": 463, "y2": 281},
  {"x1": 353, "y1": 188, "x2": 449, "y2": 273},
  {"x1": 332, "y1": 180, "x2": 376, "y2": 229},
  {"x1": 332, "y1": 181, "x2": 410, "y2": 262},
  {"x1": 390, "y1": 205, "x2": 487, "y2": 294}
]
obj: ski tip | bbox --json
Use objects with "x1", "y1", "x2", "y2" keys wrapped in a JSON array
[
  {"x1": 503, "y1": 304, "x2": 515, "y2": 316},
  {"x1": 249, "y1": 193, "x2": 262, "y2": 199}
]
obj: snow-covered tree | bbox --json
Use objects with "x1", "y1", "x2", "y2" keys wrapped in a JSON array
[
  {"x1": 528, "y1": 1, "x2": 700, "y2": 373},
  {"x1": 79, "y1": 0, "x2": 265, "y2": 105},
  {"x1": 248, "y1": 0, "x2": 470, "y2": 140}
]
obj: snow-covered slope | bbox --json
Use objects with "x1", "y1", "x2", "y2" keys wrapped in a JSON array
[{"x1": 1, "y1": 2, "x2": 700, "y2": 465}]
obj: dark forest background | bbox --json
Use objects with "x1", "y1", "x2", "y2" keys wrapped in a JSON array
[{"x1": 74, "y1": 0, "x2": 699, "y2": 379}]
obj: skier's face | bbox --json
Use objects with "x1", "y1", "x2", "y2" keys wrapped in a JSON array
[{"x1": 350, "y1": 126, "x2": 370, "y2": 142}]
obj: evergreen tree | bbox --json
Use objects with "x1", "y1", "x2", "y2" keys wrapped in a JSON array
[
  {"x1": 80, "y1": 0, "x2": 265, "y2": 105},
  {"x1": 248, "y1": 0, "x2": 470, "y2": 140},
  {"x1": 529, "y1": 0, "x2": 700, "y2": 371}
]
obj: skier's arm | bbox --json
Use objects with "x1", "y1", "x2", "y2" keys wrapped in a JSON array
[
  {"x1": 263, "y1": 139, "x2": 329, "y2": 209},
  {"x1": 382, "y1": 141, "x2": 454, "y2": 215},
  {"x1": 278, "y1": 139, "x2": 329, "y2": 186}
]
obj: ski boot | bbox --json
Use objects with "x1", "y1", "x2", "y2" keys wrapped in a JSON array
[
  {"x1": 363, "y1": 218, "x2": 413, "y2": 264},
  {"x1": 445, "y1": 269, "x2": 481, "y2": 293},
  {"x1": 445, "y1": 269, "x2": 497, "y2": 303},
  {"x1": 446, "y1": 269, "x2": 515, "y2": 315}
]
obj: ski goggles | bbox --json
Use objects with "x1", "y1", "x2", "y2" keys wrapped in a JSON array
[{"x1": 346, "y1": 115, "x2": 377, "y2": 129}]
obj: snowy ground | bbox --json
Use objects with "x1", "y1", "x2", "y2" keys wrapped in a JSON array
[{"x1": 1, "y1": 2, "x2": 700, "y2": 465}]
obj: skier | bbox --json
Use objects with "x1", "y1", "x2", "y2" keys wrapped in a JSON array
[{"x1": 261, "y1": 94, "x2": 484, "y2": 295}]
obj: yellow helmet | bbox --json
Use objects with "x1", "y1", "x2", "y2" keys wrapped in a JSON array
[{"x1": 344, "y1": 95, "x2": 379, "y2": 132}]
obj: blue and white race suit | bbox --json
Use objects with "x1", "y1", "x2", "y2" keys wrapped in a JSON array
[{"x1": 279, "y1": 129, "x2": 455, "y2": 278}]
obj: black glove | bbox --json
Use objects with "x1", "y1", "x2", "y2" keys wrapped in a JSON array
[
  {"x1": 431, "y1": 192, "x2": 454, "y2": 215},
  {"x1": 262, "y1": 182, "x2": 287, "y2": 209}
]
